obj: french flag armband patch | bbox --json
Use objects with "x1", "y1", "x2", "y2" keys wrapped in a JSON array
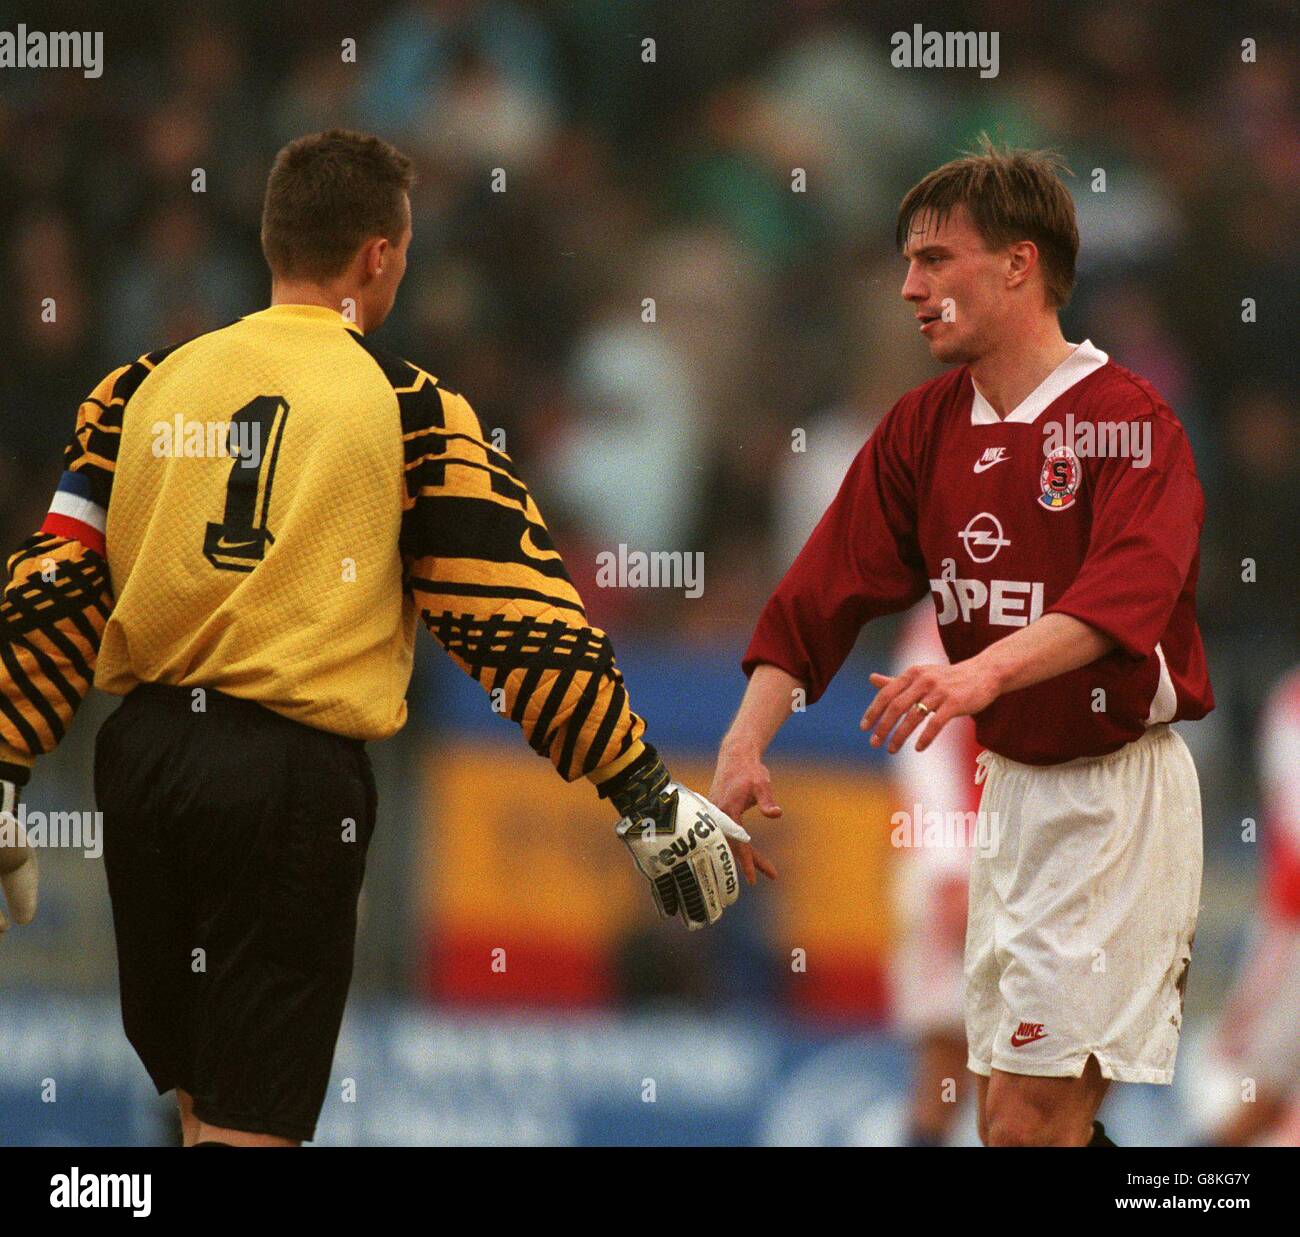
[{"x1": 41, "y1": 471, "x2": 107, "y2": 557}]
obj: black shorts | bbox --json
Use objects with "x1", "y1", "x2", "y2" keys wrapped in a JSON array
[{"x1": 94, "y1": 683, "x2": 377, "y2": 1142}]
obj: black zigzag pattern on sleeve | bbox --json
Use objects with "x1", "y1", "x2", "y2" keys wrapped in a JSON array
[
  {"x1": 404, "y1": 495, "x2": 571, "y2": 580},
  {"x1": 347, "y1": 333, "x2": 552, "y2": 568},
  {"x1": 2, "y1": 537, "x2": 112, "y2": 643},
  {"x1": 0, "y1": 537, "x2": 112, "y2": 753},
  {"x1": 425, "y1": 611, "x2": 612, "y2": 682},
  {"x1": 67, "y1": 331, "x2": 235, "y2": 509},
  {"x1": 348, "y1": 331, "x2": 452, "y2": 486},
  {"x1": 407, "y1": 576, "x2": 586, "y2": 619},
  {"x1": 423, "y1": 610, "x2": 621, "y2": 773}
]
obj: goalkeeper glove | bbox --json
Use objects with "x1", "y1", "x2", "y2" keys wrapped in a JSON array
[
  {"x1": 600, "y1": 745, "x2": 749, "y2": 930},
  {"x1": 0, "y1": 767, "x2": 37, "y2": 941}
]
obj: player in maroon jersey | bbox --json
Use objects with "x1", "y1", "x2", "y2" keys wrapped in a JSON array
[{"x1": 710, "y1": 138, "x2": 1212, "y2": 1147}]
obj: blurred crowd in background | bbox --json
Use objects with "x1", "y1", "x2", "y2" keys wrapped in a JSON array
[{"x1": 0, "y1": 0, "x2": 1295, "y2": 984}]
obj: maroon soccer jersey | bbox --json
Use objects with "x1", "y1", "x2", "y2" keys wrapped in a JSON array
[{"x1": 743, "y1": 342, "x2": 1214, "y2": 764}]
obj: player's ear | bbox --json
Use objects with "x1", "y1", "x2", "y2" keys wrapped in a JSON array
[
  {"x1": 1005, "y1": 240, "x2": 1037, "y2": 291},
  {"x1": 361, "y1": 234, "x2": 389, "y2": 279}
]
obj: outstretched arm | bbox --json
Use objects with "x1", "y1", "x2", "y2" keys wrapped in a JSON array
[
  {"x1": 862, "y1": 612, "x2": 1116, "y2": 754},
  {"x1": 394, "y1": 368, "x2": 774, "y2": 916},
  {"x1": 397, "y1": 376, "x2": 649, "y2": 789},
  {"x1": 718, "y1": 402, "x2": 926, "y2": 833},
  {"x1": 709, "y1": 664, "x2": 801, "y2": 838},
  {"x1": 0, "y1": 364, "x2": 125, "y2": 940},
  {"x1": 0, "y1": 365, "x2": 123, "y2": 777}
]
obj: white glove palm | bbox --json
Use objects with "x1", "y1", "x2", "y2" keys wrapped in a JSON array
[{"x1": 0, "y1": 779, "x2": 37, "y2": 940}]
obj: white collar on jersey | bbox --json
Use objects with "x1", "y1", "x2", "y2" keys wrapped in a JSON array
[{"x1": 969, "y1": 339, "x2": 1110, "y2": 425}]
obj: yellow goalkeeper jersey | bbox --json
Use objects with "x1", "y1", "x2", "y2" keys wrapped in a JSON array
[{"x1": 0, "y1": 303, "x2": 646, "y2": 790}]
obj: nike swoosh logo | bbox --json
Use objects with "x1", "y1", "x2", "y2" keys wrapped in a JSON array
[
  {"x1": 973, "y1": 455, "x2": 1008, "y2": 473},
  {"x1": 215, "y1": 536, "x2": 259, "y2": 551},
  {"x1": 1009, "y1": 1032, "x2": 1046, "y2": 1048},
  {"x1": 520, "y1": 524, "x2": 559, "y2": 561}
]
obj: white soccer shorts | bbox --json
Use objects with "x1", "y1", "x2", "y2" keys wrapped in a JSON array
[{"x1": 964, "y1": 723, "x2": 1202, "y2": 1084}]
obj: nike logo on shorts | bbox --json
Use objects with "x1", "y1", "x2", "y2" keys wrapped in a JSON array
[{"x1": 1009, "y1": 1021, "x2": 1048, "y2": 1048}]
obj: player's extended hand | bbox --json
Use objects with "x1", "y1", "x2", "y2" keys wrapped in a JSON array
[
  {"x1": 602, "y1": 745, "x2": 774, "y2": 927},
  {"x1": 707, "y1": 743, "x2": 781, "y2": 883},
  {"x1": 0, "y1": 778, "x2": 38, "y2": 941},
  {"x1": 616, "y1": 782, "x2": 753, "y2": 930},
  {"x1": 861, "y1": 659, "x2": 1001, "y2": 754}
]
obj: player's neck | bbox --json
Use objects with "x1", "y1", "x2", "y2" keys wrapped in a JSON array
[
  {"x1": 269, "y1": 282, "x2": 368, "y2": 331},
  {"x1": 968, "y1": 318, "x2": 1074, "y2": 417}
]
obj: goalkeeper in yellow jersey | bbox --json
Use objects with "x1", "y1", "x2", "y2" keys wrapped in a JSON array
[{"x1": 0, "y1": 129, "x2": 774, "y2": 1146}]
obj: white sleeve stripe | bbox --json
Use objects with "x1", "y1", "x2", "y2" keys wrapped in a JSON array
[{"x1": 48, "y1": 490, "x2": 107, "y2": 532}]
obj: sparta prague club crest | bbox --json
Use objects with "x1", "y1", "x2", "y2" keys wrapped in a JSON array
[{"x1": 1039, "y1": 445, "x2": 1080, "y2": 511}]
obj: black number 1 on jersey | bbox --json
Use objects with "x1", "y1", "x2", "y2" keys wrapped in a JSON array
[{"x1": 203, "y1": 396, "x2": 289, "y2": 572}]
